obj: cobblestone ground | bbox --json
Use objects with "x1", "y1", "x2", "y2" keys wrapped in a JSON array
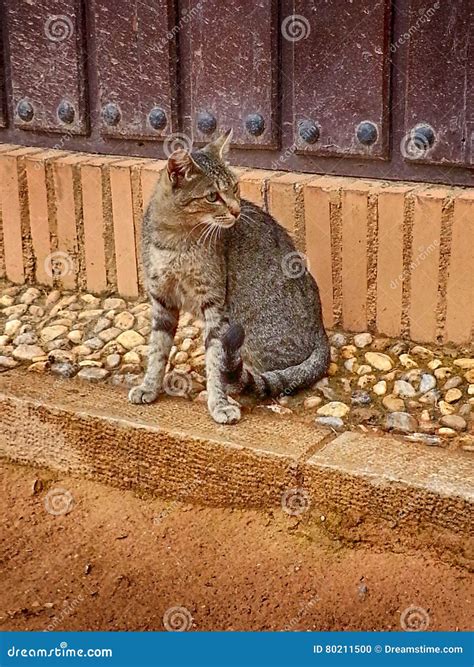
[{"x1": 0, "y1": 282, "x2": 473, "y2": 452}]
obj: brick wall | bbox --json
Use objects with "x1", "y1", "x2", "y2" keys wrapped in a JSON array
[{"x1": 0, "y1": 144, "x2": 472, "y2": 344}]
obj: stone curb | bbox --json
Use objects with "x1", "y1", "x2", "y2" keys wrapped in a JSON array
[{"x1": 0, "y1": 373, "x2": 472, "y2": 554}]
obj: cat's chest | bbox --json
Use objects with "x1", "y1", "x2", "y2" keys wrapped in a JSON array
[{"x1": 148, "y1": 244, "x2": 223, "y2": 307}]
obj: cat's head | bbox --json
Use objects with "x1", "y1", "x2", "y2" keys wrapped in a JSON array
[{"x1": 164, "y1": 130, "x2": 240, "y2": 230}]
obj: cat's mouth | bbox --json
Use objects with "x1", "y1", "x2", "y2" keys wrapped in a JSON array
[{"x1": 214, "y1": 217, "x2": 238, "y2": 229}]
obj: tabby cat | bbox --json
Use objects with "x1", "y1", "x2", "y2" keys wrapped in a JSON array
[{"x1": 129, "y1": 130, "x2": 330, "y2": 424}]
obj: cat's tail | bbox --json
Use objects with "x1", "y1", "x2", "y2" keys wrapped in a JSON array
[{"x1": 221, "y1": 324, "x2": 330, "y2": 397}]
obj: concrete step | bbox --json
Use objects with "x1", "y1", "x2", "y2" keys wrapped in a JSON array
[{"x1": 1, "y1": 371, "x2": 473, "y2": 564}]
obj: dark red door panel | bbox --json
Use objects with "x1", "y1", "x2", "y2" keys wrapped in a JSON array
[
  {"x1": 181, "y1": 0, "x2": 279, "y2": 149},
  {"x1": 6, "y1": 0, "x2": 87, "y2": 134},
  {"x1": 402, "y1": 0, "x2": 472, "y2": 166},
  {"x1": 290, "y1": 0, "x2": 391, "y2": 159},
  {"x1": 91, "y1": 0, "x2": 177, "y2": 140}
]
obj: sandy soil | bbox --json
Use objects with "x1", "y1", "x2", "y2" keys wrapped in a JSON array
[{"x1": 0, "y1": 461, "x2": 472, "y2": 632}]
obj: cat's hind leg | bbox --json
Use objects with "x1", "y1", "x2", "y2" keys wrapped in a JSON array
[{"x1": 128, "y1": 295, "x2": 178, "y2": 405}]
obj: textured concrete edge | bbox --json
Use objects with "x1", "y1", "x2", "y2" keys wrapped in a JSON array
[
  {"x1": 0, "y1": 386, "x2": 472, "y2": 542},
  {"x1": 0, "y1": 144, "x2": 473, "y2": 343}
]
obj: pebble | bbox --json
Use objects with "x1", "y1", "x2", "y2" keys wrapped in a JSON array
[
  {"x1": 399, "y1": 354, "x2": 418, "y2": 369},
  {"x1": 427, "y1": 359, "x2": 442, "y2": 370},
  {"x1": 443, "y1": 376, "x2": 462, "y2": 390},
  {"x1": 0, "y1": 294, "x2": 15, "y2": 307},
  {"x1": 410, "y1": 345, "x2": 434, "y2": 359},
  {"x1": 317, "y1": 401, "x2": 350, "y2": 418},
  {"x1": 393, "y1": 380, "x2": 416, "y2": 398},
  {"x1": 465, "y1": 369, "x2": 474, "y2": 383},
  {"x1": 438, "y1": 427, "x2": 456, "y2": 437},
  {"x1": 382, "y1": 395, "x2": 405, "y2": 412},
  {"x1": 103, "y1": 297, "x2": 126, "y2": 310},
  {"x1": 438, "y1": 400, "x2": 455, "y2": 416},
  {"x1": 67, "y1": 330, "x2": 83, "y2": 344},
  {"x1": 84, "y1": 337, "x2": 104, "y2": 351},
  {"x1": 98, "y1": 327, "x2": 121, "y2": 343},
  {"x1": 468, "y1": 385, "x2": 474, "y2": 396},
  {"x1": 454, "y1": 358, "x2": 474, "y2": 370},
  {"x1": 405, "y1": 433, "x2": 441, "y2": 446},
  {"x1": 12, "y1": 344, "x2": 45, "y2": 361},
  {"x1": 314, "y1": 416, "x2": 344, "y2": 430},
  {"x1": 353, "y1": 333, "x2": 373, "y2": 348},
  {"x1": 116, "y1": 330, "x2": 145, "y2": 350},
  {"x1": 0, "y1": 356, "x2": 19, "y2": 369},
  {"x1": 351, "y1": 391, "x2": 371, "y2": 406},
  {"x1": 304, "y1": 396, "x2": 322, "y2": 409},
  {"x1": 4, "y1": 320, "x2": 23, "y2": 337},
  {"x1": 444, "y1": 387, "x2": 462, "y2": 403},
  {"x1": 14, "y1": 332, "x2": 38, "y2": 346},
  {"x1": 386, "y1": 412, "x2": 418, "y2": 433},
  {"x1": 364, "y1": 352, "x2": 393, "y2": 371},
  {"x1": 372, "y1": 380, "x2": 387, "y2": 396},
  {"x1": 418, "y1": 389, "x2": 440, "y2": 405},
  {"x1": 330, "y1": 333, "x2": 347, "y2": 348},
  {"x1": 50, "y1": 361, "x2": 78, "y2": 378},
  {"x1": 77, "y1": 367, "x2": 110, "y2": 382},
  {"x1": 3, "y1": 304, "x2": 28, "y2": 318},
  {"x1": 105, "y1": 354, "x2": 121, "y2": 370},
  {"x1": 356, "y1": 364, "x2": 372, "y2": 376},
  {"x1": 434, "y1": 367, "x2": 452, "y2": 380},
  {"x1": 439, "y1": 415, "x2": 467, "y2": 432},
  {"x1": 115, "y1": 311, "x2": 135, "y2": 331},
  {"x1": 40, "y1": 325, "x2": 68, "y2": 343},
  {"x1": 419, "y1": 374, "x2": 436, "y2": 394}
]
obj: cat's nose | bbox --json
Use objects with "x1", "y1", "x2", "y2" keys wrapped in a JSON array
[{"x1": 229, "y1": 204, "x2": 241, "y2": 219}]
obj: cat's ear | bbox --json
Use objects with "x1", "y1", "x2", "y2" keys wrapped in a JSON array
[
  {"x1": 166, "y1": 149, "x2": 200, "y2": 186},
  {"x1": 207, "y1": 129, "x2": 233, "y2": 159}
]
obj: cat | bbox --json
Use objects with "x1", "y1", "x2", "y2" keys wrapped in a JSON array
[{"x1": 129, "y1": 130, "x2": 330, "y2": 424}]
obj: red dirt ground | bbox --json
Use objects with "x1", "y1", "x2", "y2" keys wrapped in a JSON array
[{"x1": 0, "y1": 461, "x2": 472, "y2": 632}]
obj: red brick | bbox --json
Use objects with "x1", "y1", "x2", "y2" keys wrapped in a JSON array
[
  {"x1": 25, "y1": 150, "x2": 68, "y2": 286},
  {"x1": 341, "y1": 183, "x2": 371, "y2": 331},
  {"x1": 445, "y1": 190, "x2": 474, "y2": 343},
  {"x1": 303, "y1": 176, "x2": 345, "y2": 328},
  {"x1": 81, "y1": 164, "x2": 107, "y2": 293},
  {"x1": 376, "y1": 184, "x2": 414, "y2": 337},
  {"x1": 109, "y1": 164, "x2": 139, "y2": 297},
  {"x1": 409, "y1": 188, "x2": 444, "y2": 342},
  {"x1": 267, "y1": 172, "x2": 314, "y2": 246},
  {"x1": 238, "y1": 169, "x2": 276, "y2": 208}
]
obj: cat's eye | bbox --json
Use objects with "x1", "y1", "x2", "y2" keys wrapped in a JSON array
[{"x1": 206, "y1": 192, "x2": 219, "y2": 203}]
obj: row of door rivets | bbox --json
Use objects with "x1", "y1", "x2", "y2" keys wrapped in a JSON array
[{"x1": 196, "y1": 112, "x2": 266, "y2": 137}]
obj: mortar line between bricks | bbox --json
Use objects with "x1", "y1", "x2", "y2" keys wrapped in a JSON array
[{"x1": 299, "y1": 431, "x2": 340, "y2": 464}]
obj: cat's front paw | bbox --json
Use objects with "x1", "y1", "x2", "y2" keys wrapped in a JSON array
[
  {"x1": 128, "y1": 384, "x2": 159, "y2": 405},
  {"x1": 209, "y1": 401, "x2": 241, "y2": 425}
]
